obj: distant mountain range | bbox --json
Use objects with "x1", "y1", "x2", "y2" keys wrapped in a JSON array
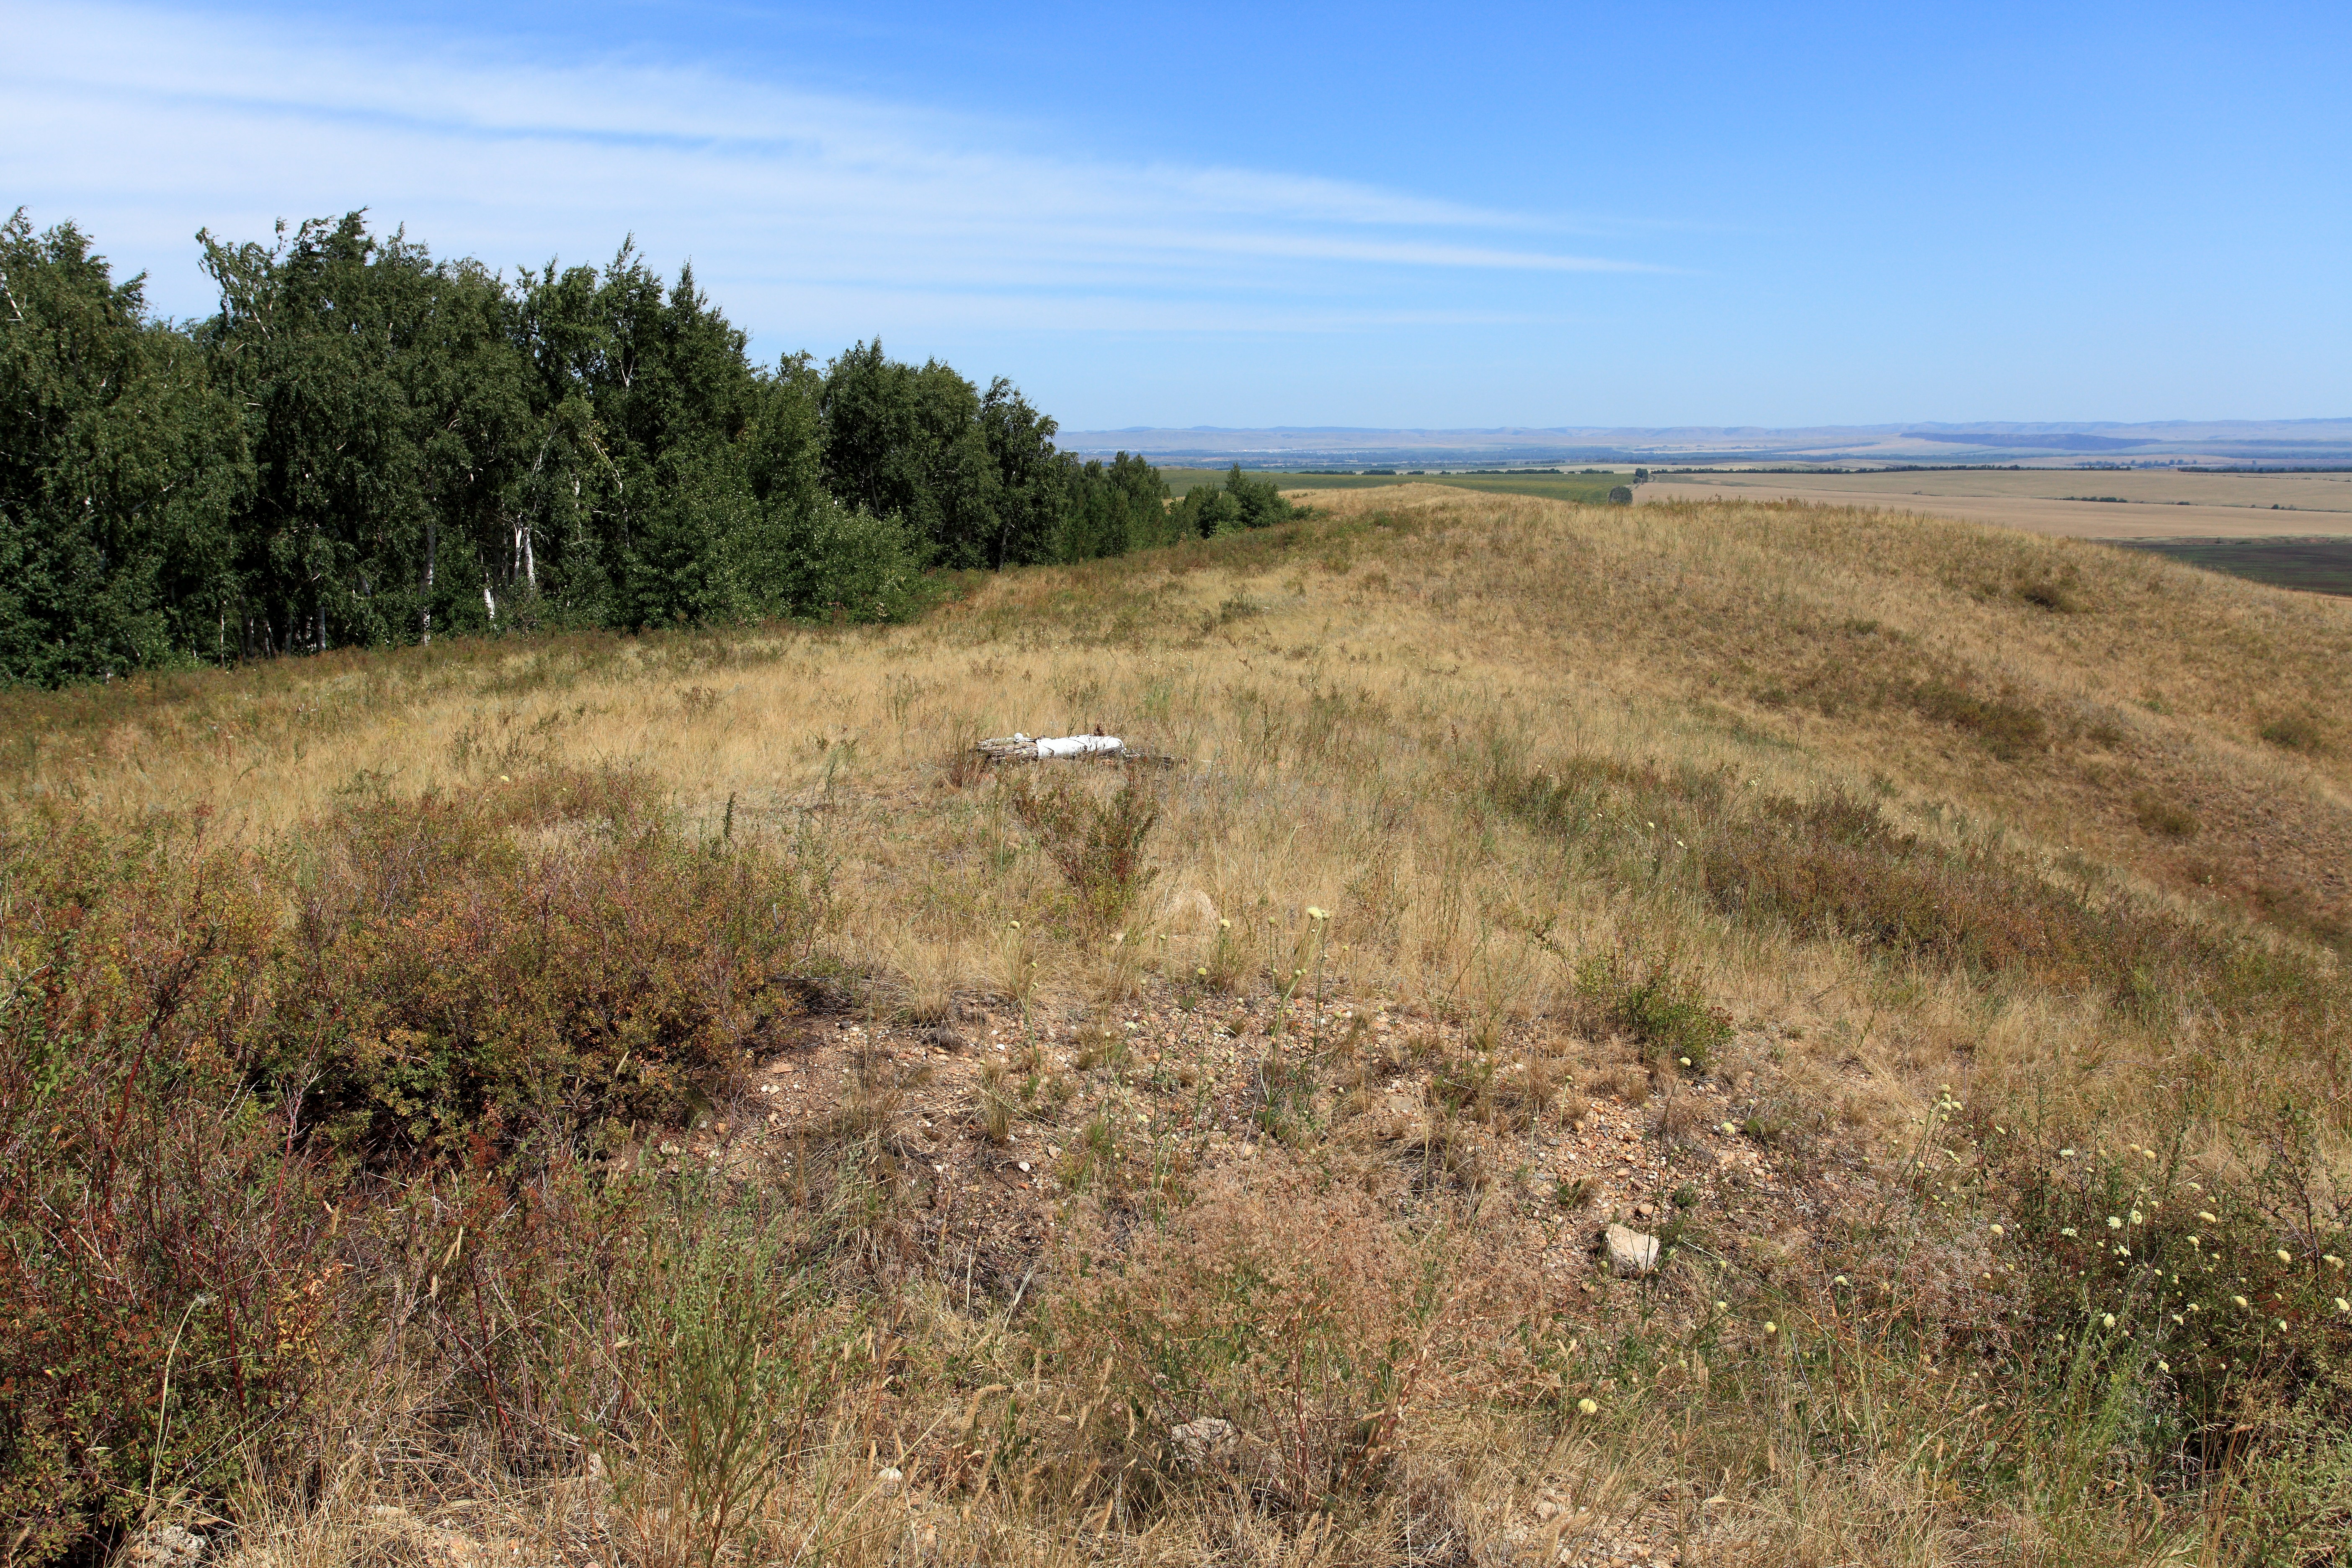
[{"x1": 1056, "y1": 420, "x2": 2352, "y2": 469}]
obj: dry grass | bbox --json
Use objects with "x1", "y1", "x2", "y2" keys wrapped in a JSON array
[
  {"x1": 16, "y1": 486, "x2": 2349, "y2": 1137},
  {"x1": 8, "y1": 486, "x2": 2352, "y2": 1566}
]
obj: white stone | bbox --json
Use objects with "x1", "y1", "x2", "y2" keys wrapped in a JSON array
[
  {"x1": 1602, "y1": 1224, "x2": 1661, "y2": 1277},
  {"x1": 1168, "y1": 1416, "x2": 1238, "y2": 1467},
  {"x1": 1171, "y1": 888, "x2": 1219, "y2": 931},
  {"x1": 124, "y1": 1525, "x2": 206, "y2": 1568}
]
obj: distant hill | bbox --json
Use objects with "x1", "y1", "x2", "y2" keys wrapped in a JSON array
[{"x1": 1059, "y1": 418, "x2": 2352, "y2": 468}]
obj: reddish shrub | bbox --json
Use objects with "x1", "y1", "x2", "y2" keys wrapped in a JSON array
[
  {"x1": 0, "y1": 815, "x2": 325, "y2": 1558},
  {"x1": 268, "y1": 769, "x2": 830, "y2": 1164}
]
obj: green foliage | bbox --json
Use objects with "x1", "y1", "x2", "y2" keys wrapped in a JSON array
[
  {"x1": 1006, "y1": 774, "x2": 1162, "y2": 928},
  {"x1": 0, "y1": 212, "x2": 1166, "y2": 686},
  {"x1": 1169, "y1": 463, "x2": 1295, "y2": 537},
  {"x1": 1574, "y1": 952, "x2": 1731, "y2": 1070},
  {"x1": 618, "y1": 1212, "x2": 853, "y2": 1568},
  {"x1": 0, "y1": 211, "x2": 249, "y2": 683},
  {"x1": 1056, "y1": 451, "x2": 1176, "y2": 560}
]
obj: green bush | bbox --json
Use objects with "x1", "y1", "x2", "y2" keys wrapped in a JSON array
[
  {"x1": 1006, "y1": 774, "x2": 1160, "y2": 929},
  {"x1": 1576, "y1": 953, "x2": 1731, "y2": 1070},
  {"x1": 1170, "y1": 464, "x2": 1295, "y2": 538}
]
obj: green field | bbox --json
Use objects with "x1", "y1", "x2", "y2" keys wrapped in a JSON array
[
  {"x1": 1157, "y1": 466, "x2": 1633, "y2": 505},
  {"x1": 2111, "y1": 535, "x2": 2352, "y2": 597}
]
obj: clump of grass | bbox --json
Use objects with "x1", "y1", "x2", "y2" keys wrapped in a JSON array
[
  {"x1": 973, "y1": 1063, "x2": 1014, "y2": 1144},
  {"x1": 1006, "y1": 774, "x2": 1161, "y2": 928},
  {"x1": 2259, "y1": 712, "x2": 2326, "y2": 754},
  {"x1": 2131, "y1": 789, "x2": 2200, "y2": 840},
  {"x1": 1044, "y1": 1154, "x2": 1473, "y2": 1510},
  {"x1": 1906, "y1": 678, "x2": 2048, "y2": 760},
  {"x1": 274, "y1": 767, "x2": 827, "y2": 1164},
  {"x1": 1575, "y1": 952, "x2": 1731, "y2": 1072},
  {"x1": 2012, "y1": 562, "x2": 2088, "y2": 613}
]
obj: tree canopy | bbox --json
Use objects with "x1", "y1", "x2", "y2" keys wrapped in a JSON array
[{"x1": 0, "y1": 210, "x2": 1222, "y2": 686}]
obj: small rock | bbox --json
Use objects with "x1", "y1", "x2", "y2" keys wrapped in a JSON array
[
  {"x1": 1171, "y1": 888, "x2": 1218, "y2": 931},
  {"x1": 1168, "y1": 1416, "x2": 1238, "y2": 1467},
  {"x1": 123, "y1": 1525, "x2": 206, "y2": 1568},
  {"x1": 1601, "y1": 1223, "x2": 1661, "y2": 1277},
  {"x1": 1632, "y1": 1202, "x2": 1654, "y2": 1220}
]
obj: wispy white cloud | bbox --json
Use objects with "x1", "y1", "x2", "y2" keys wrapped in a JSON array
[{"x1": 0, "y1": 0, "x2": 1658, "y2": 340}]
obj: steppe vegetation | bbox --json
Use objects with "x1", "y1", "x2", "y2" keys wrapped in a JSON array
[{"x1": 5, "y1": 485, "x2": 2350, "y2": 1566}]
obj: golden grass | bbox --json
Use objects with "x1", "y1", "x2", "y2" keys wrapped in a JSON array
[
  {"x1": 12, "y1": 485, "x2": 2352, "y2": 1565},
  {"x1": 18, "y1": 485, "x2": 2349, "y2": 1144}
]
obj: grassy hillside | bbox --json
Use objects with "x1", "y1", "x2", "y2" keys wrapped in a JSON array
[{"x1": 5, "y1": 486, "x2": 2349, "y2": 1567}]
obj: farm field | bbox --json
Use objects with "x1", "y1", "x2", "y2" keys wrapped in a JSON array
[
  {"x1": 2114, "y1": 536, "x2": 2352, "y2": 598},
  {"x1": 1642, "y1": 467, "x2": 2352, "y2": 539},
  {"x1": 8, "y1": 486, "x2": 2352, "y2": 1568},
  {"x1": 1161, "y1": 466, "x2": 1633, "y2": 506}
]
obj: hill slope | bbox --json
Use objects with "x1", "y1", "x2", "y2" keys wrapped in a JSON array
[{"x1": 5, "y1": 487, "x2": 2348, "y2": 1566}]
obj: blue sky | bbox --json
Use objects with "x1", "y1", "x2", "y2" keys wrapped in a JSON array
[{"x1": 6, "y1": 0, "x2": 2348, "y2": 427}]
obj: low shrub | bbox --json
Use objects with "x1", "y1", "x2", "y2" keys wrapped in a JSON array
[
  {"x1": 0, "y1": 770, "x2": 843, "y2": 1558},
  {"x1": 2259, "y1": 713, "x2": 2326, "y2": 754},
  {"x1": 0, "y1": 818, "x2": 325, "y2": 1558},
  {"x1": 1574, "y1": 953, "x2": 1731, "y2": 1072},
  {"x1": 1500, "y1": 760, "x2": 2343, "y2": 1055},
  {"x1": 2131, "y1": 789, "x2": 2200, "y2": 840},
  {"x1": 1906, "y1": 679, "x2": 2048, "y2": 760},
  {"x1": 2011, "y1": 563, "x2": 2088, "y2": 614},
  {"x1": 269, "y1": 771, "x2": 828, "y2": 1164},
  {"x1": 1006, "y1": 774, "x2": 1160, "y2": 929}
]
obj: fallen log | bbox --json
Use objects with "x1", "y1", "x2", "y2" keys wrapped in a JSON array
[{"x1": 975, "y1": 733, "x2": 1181, "y2": 767}]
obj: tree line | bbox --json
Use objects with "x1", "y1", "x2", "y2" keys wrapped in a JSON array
[{"x1": 0, "y1": 210, "x2": 1288, "y2": 687}]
